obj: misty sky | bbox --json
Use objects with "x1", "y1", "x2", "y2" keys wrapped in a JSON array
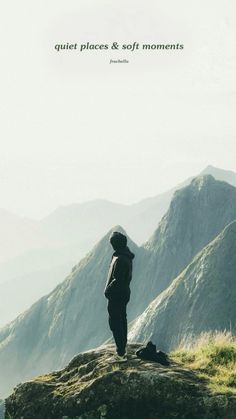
[{"x1": 1, "y1": 0, "x2": 236, "y2": 218}]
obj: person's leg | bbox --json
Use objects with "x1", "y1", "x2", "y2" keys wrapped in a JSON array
[
  {"x1": 120, "y1": 302, "x2": 128, "y2": 350},
  {"x1": 107, "y1": 300, "x2": 126, "y2": 356}
]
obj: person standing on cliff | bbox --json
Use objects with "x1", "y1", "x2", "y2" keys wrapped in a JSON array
[{"x1": 104, "y1": 231, "x2": 135, "y2": 362}]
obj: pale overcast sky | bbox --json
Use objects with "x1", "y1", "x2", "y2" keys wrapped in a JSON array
[{"x1": 0, "y1": 0, "x2": 236, "y2": 218}]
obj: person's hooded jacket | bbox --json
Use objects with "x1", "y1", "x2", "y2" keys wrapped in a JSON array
[{"x1": 104, "y1": 231, "x2": 135, "y2": 302}]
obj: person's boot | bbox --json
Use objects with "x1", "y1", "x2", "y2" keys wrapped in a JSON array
[
  {"x1": 110, "y1": 349, "x2": 127, "y2": 362},
  {"x1": 114, "y1": 353, "x2": 127, "y2": 362}
]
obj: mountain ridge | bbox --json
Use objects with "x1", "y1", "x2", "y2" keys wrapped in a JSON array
[
  {"x1": 1, "y1": 166, "x2": 236, "y2": 325},
  {"x1": 129, "y1": 220, "x2": 236, "y2": 351}
]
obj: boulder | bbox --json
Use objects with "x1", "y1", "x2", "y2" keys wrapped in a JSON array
[{"x1": 5, "y1": 344, "x2": 236, "y2": 419}]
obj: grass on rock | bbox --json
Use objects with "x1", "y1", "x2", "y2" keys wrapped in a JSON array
[{"x1": 171, "y1": 331, "x2": 236, "y2": 394}]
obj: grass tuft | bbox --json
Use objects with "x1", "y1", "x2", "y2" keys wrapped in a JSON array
[{"x1": 171, "y1": 331, "x2": 236, "y2": 394}]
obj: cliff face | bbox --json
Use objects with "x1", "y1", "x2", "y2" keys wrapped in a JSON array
[
  {"x1": 130, "y1": 175, "x2": 236, "y2": 318},
  {"x1": 5, "y1": 344, "x2": 236, "y2": 419},
  {"x1": 129, "y1": 221, "x2": 236, "y2": 351}
]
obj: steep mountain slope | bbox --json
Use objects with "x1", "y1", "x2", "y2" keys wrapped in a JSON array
[
  {"x1": 0, "y1": 227, "x2": 141, "y2": 397},
  {"x1": 129, "y1": 165, "x2": 236, "y2": 243},
  {"x1": 130, "y1": 175, "x2": 236, "y2": 318},
  {"x1": 0, "y1": 263, "x2": 72, "y2": 327},
  {"x1": 0, "y1": 245, "x2": 85, "y2": 327},
  {"x1": 129, "y1": 221, "x2": 236, "y2": 351}
]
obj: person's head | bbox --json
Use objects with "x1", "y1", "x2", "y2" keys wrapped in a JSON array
[{"x1": 110, "y1": 231, "x2": 127, "y2": 252}]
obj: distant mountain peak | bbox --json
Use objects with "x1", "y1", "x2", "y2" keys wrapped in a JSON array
[
  {"x1": 70, "y1": 224, "x2": 136, "y2": 279},
  {"x1": 175, "y1": 173, "x2": 234, "y2": 201},
  {"x1": 202, "y1": 164, "x2": 217, "y2": 171},
  {"x1": 92, "y1": 225, "x2": 128, "y2": 248},
  {"x1": 109, "y1": 225, "x2": 127, "y2": 235},
  {"x1": 201, "y1": 165, "x2": 236, "y2": 185},
  {"x1": 190, "y1": 174, "x2": 216, "y2": 190}
]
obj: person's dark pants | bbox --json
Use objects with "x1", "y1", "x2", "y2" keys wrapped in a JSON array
[{"x1": 107, "y1": 299, "x2": 129, "y2": 356}]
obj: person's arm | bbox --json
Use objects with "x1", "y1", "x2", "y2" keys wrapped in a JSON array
[{"x1": 105, "y1": 257, "x2": 128, "y2": 294}]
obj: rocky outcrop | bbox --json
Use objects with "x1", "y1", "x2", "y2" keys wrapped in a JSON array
[{"x1": 5, "y1": 344, "x2": 236, "y2": 419}]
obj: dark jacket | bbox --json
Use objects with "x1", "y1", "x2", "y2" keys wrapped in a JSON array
[{"x1": 104, "y1": 246, "x2": 135, "y2": 302}]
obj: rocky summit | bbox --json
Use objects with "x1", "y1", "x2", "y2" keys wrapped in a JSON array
[{"x1": 5, "y1": 344, "x2": 236, "y2": 419}]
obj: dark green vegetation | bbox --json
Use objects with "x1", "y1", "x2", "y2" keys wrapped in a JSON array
[{"x1": 5, "y1": 344, "x2": 236, "y2": 419}]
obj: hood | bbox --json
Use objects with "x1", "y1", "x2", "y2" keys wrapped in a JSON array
[
  {"x1": 113, "y1": 246, "x2": 135, "y2": 260},
  {"x1": 110, "y1": 231, "x2": 127, "y2": 252}
]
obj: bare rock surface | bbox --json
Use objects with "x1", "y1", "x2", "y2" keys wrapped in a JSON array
[{"x1": 5, "y1": 344, "x2": 236, "y2": 419}]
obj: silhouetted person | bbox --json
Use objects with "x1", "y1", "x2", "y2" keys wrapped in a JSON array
[{"x1": 104, "y1": 231, "x2": 135, "y2": 361}]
